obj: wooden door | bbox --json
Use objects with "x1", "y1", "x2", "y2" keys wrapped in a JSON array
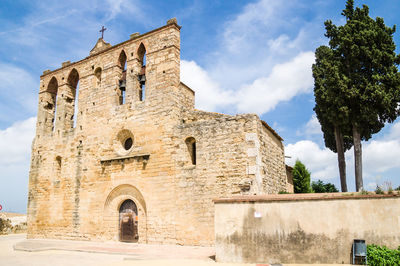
[{"x1": 119, "y1": 199, "x2": 138, "y2": 242}]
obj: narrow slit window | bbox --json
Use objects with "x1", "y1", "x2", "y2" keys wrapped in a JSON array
[
  {"x1": 55, "y1": 156, "x2": 62, "y2": 179},
  {"x1": 185, "y1": 137, "x2": 196, "y2": 165},
  {"x1": 73, "y1": 80, "x2": 80, "y2": 128},
  {"x1": 56, "y1": 156, "x2": 62, "y2": 171},
  {"x1": 95, "y1": 67, "x2": 102, "y2": 85},
  {"x1": 192, "y1": 141, "x2": 196, "y2": 165},
  {"x1": 140, "y1": 84, "x2": 145, "y2": 101},
  {"x1": 120, "y1": 89, "x2": 126, "y2": 105}
]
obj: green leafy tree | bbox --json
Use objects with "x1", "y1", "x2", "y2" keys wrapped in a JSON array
[
  {"x1": 292, "y1": 160, "x2": 312, "y2": 193},
  {"x1": 311, "y1": 179, "x2": 339, "y2": 193},
  {"x1": 314, "y1": 0, "x2": 400, "y2": 191},
  {"x1": 313, "y1": 45, "x2": 353, "y2": 192}
]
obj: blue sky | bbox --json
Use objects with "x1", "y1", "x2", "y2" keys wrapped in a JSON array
[{"x1": 1, "y1": 0, "x2": 400, "y2": 213}]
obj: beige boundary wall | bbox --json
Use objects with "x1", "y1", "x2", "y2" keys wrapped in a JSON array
[{"x1": 214, "y1": 193, "x2": 400, "y2": 264}]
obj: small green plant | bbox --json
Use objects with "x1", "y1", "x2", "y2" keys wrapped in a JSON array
[
  {"x1": 375, "y1": 185, "x2": 384, "y2": 195},
  {"x1": 278, "y1": 191, "x2": 290, "y2": 194},
  {"x1": 292, "y1": 160, "x2": 312, "y2": 193},
  {"x1": 360, "y1": 189, "x2": 369, "y2": 195},
  {"x1": 367, "y1": 244, "x2": 400, "y2": 265},
  {"x1": 311, "y1": 179, "x2": 339, "y2": 193}
]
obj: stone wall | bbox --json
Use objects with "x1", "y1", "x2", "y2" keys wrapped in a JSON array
[
  {"x1": 257, "y1": 121, "x2": 287, "y2": 194},
  {"x1": 173, "y1": 111, "x2": 257, "y2": 245},
  {"x1": 28, "y1": 21, "x2": 184, "y2": 243},
  {"x1": 214, "y1": 193, "x2": 400, "y2": 263},
  {"x1": 27, "y1": 19, "x2": 289, "y2": 246}
]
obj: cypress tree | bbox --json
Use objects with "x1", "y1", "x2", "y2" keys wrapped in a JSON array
[{"x1": 292, "y1": 160, "x2": 312, "y2": 193}]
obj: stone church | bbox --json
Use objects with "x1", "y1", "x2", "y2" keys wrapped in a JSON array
[{"x1": 27, "y1": 18, "x2": 291, "y2": 246}]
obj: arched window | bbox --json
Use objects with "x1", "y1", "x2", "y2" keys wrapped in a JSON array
[
  {"x1": 118, "y1": 50, "x2": 127, "y2": 105},
  {"x1": 45, "y1": 77, "x2": 58, "y2": 132},
  {"x1": 55, "y1": 155, "x2": 62, "y2": 175},
  {"x1": 94, "y1": 67, "x2": 102, "y2": 84},
  {"x1": 137, "y1": 43, "x2": 146, "y2": 101},
  {"x1": 67, "y1": 68, "x2": 79, "y2": 129},
  {"x1": 119, "y1": 50, "x2": 127, "y2": 71},
  {"x1": 185, "y1": 137, "x2": 196, "y2": 165}
]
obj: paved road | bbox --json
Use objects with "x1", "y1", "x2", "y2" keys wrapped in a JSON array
[
  {"x1": 0, "y1": 234, "x2": 248, "y2": 266},
  {"x1": 0, "y1": 234, "x2": 351, "y2": 266}
]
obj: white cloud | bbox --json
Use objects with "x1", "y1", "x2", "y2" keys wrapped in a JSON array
[
  {"x1": 235, "y1": 52, "x2": 315, "y2": 114},
  {"x1": 181, "y1": 60, "x2": 235, "y2": 112},
  {"x1": 363, "y1": 140, "x2": 400, "y2": 174},
  {"x1": 0, "y1": 117, "x2": 35, "y2": 213},
  {"x1": 207, "y1": 0, "x2": 322, "y2": 91},
  {"x1": 0, "y1": 63, "x2": 38, "y2": 124},
  {"x1": 286, "y1": 120, "x2": 400, "y2": 187},
  {"x1": 297, "y1": 114, "x2": 322, "y2": 137},
  {"x1": 181, "y1": 52, "x2": 314, "y2": 115},
  {"x1": 0, "y1": 0, "x2": 149, "y2": 72},
  {"x1": 105, "y1": 0, "x2": 142, "y2": 22},
  {"x1": 106, "y1": 0, "x2": 126, "y2": 20},
  {"x1": 0, "y1": 63, "x2": 37, "y2": 102},
  {"x1": 222, "y1": 0, "x2": 283, "y2": 53},
  {"x1": 179, "y1": 0, "x2": 321, "y2": 116},
  {"x1": 0, "y1": 117, "x2": 36, "y2": 165},
  {"x1": 386, "y1": 121, "x2": 400, "y2": 139},
  {"x1": 285, "y1": 140, "x2": 338, "y2": 180}
]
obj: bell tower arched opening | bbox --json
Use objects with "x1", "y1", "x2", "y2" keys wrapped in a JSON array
[
  {"x1": 137, "y1": 43, "x2": 146, "y2": 101},
  {"x1": 118, "y1": 50, "x2": 127, "y2": 105}
]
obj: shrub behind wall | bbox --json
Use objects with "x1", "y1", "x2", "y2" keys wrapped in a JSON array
[{"x1": 367, "y1": 244, "x2": 400, "y2": 266}]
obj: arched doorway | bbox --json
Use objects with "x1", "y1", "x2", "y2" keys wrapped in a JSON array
[
  {"x1": 119, "y1": 199, "x2": 138, "y2": 242},
  {"x1": 103, "y1": 184, "x2": 147, "y2": 242}
]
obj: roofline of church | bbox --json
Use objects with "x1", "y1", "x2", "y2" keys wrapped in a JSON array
[
  {"x1": 40, "y1": 20, "x2": 181, "y2": 78},
  {"x1": 261, "y1": 120, "x2": 283, "y2": 141},
  {"x1": 180, "y1": 82, "x2": 195, "y2": 95}
]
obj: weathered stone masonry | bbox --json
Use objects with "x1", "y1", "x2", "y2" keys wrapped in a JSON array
[{"x1": 27, "y1": 18, "x2": 290, "y2": 246}]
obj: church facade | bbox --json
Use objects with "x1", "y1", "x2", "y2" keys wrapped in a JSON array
[{"x1": 27, "y1": 19, "x2": 291, "y2": 246}]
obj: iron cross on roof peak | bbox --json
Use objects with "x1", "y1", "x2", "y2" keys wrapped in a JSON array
[{"x1": 99, "y1": 26, "x2": 107, "y2": 39}]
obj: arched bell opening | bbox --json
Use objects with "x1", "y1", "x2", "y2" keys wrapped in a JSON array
[
  {"x1": 118, "y1": 50, "x2": 127, "y2": 105},
  {"x1": 66, "y1": 68, "x2": 80, "y2": 129},
  {"x1": 43, "y1": 76, "x2": 58, "y2": 133},
  {"x1": 137, "y1": 43, "x2": 146, "y2": 101}
]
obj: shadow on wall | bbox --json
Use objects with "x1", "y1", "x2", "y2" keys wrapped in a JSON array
[
  {"x1": 222, "y1": 205, "x2": 349, "y2": 264},
  {"x1": 215, "y1": 194, "x2": 400, "y2": 264}
]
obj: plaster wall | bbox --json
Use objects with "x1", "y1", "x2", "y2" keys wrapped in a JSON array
[{"x1": 215, "y1": 194, "x2": 400, "y2": 264}]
